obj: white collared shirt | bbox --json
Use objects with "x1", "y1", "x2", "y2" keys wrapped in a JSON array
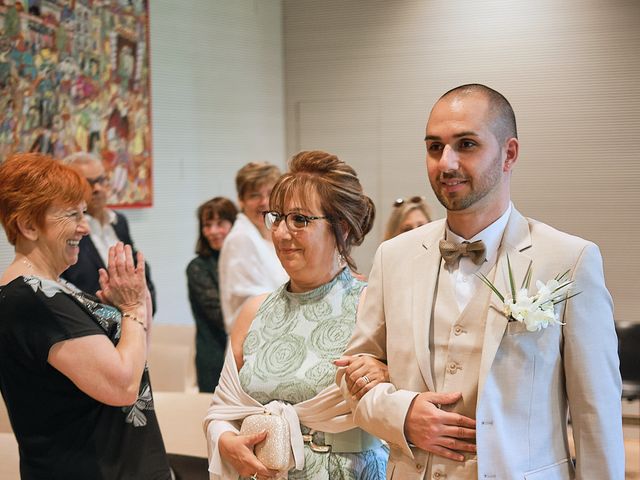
[
  {"x1": 444, "y1": 203, "x2": 512, "y2": 311},
  {"x1": 86, "y1": 210, "x2": 119, "y2": 267},
  {"x1": 218, "y1": 213, "x2": 288, "y2": 332}
]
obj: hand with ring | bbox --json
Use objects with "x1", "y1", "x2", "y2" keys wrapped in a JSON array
[
  {"x1": 217, "y1": 431, "x2": 279, "y2": 479},
  {"x1": 334, "y1": 354, "x2": 389, "y2": 400}
]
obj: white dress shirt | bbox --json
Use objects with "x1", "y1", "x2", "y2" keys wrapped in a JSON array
[
  {"x1": 85, "y1": 210, "x2": 119, "y2": 266},
  {"x1": 218, "y1": 213, "x2": 288, "y2": 332},
  {"x1": 444, "y1": 203, "x2": 512, "y2": 311}
]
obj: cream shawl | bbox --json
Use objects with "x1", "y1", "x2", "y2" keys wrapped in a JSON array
[{"x1": 203, "y1": 341, "x2": 356, "y2": 479}]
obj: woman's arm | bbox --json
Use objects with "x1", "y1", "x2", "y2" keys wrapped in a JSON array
[
  {"x1": 229, "y1": 293, "x2": 268, "y2": 370},
  {"x1": 48, "y1": 243, "x2": 148, "y2": 406}
]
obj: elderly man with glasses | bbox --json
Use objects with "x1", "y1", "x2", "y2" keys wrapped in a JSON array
[{"x1": 61, "y1": 152, "x2": 157, "y2": 313}]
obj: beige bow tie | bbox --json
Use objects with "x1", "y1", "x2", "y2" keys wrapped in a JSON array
[{"x1": 439, "y1": 239, "x2": 486, "y2": 266}]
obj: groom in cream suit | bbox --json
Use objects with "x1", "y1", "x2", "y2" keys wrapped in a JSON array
[{"x1": 340, "y1": 84, "x2": 624, "y2": 479}]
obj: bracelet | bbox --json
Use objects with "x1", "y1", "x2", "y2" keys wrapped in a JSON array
[{"x1": 122, "y1": 313, "x2": 147, "y2": 332}]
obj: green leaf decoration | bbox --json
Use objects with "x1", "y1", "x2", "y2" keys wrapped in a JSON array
[
  {"x1": 521, "y1": 260, "x2": 533, "y2": 290},
  {"x1": 477, "y1": 272, "x2": 505, "y2": 302},
  {"x1": 506, "y1": 255, "x2": 517, "y2": 300}
]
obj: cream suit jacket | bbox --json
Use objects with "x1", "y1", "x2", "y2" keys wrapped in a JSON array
[{"x1": 341, "y1": 208, "x2": 624, "y2": 479}]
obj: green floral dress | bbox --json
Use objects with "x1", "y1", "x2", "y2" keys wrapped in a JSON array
[{"x1": 239, "y1": 269, "x2": 388, "y2": 480}]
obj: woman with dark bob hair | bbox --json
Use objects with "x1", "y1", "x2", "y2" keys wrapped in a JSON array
[
  {"x1": 205, "y1": 151, "x2": 389, "y2": 479},
  {"x1": 187, "y1": 197, "x2": 238, "y2": 392},
  {"x1": 0, "y1": 153, "x2": 170, "y2": 479}
]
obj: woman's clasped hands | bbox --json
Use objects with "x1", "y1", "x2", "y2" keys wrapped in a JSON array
[{"x1": 96, "y1": 242, "x2": 150, "y2": 322}]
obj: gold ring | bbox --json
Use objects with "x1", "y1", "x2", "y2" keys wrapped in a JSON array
[{"x1": 361, "y1": 375, "x2": 370, "y2": 384}]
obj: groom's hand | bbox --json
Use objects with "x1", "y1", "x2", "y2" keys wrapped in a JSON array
[{"x1": 404, "y1": 391, "x2": 476, "y2": 461}]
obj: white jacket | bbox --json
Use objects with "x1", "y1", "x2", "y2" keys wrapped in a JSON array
[{"x1": 218, "y1": 213, "x2": 287, "y2": 331}]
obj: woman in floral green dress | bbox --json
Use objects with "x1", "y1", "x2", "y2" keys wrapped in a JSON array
[{"x1": 206, "y1": 150, "x2": 389, "y2": 480}]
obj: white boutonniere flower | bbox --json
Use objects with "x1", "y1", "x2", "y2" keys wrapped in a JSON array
[{"x1": 478, "y1": 257, "x2": 580, "y2": 332}]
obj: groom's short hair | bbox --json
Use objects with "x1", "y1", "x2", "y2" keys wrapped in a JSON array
[{"x1": 440, "y1": 84, "x2": 518, "y2": 144}]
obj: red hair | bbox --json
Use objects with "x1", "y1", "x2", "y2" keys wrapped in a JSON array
[{"x1": 0, "y1": 153, "x2": 91, "y2": 245}]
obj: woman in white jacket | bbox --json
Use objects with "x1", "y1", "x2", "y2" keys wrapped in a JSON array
[{"x1": 218, "y1": 162, "x2": 288, "y2": 332}]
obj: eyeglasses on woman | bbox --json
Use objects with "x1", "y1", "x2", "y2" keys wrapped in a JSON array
[{"x1": 263, "y1": 211, "x2": 330, "y2": 232}]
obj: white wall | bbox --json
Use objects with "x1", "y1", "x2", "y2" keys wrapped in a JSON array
[
  {"x1": 0, "y1": 0, "x2": 285, "y2": 326},
  {"x1": 2, "y1": 0, "x2": 638, "y2": 323},
  {"x1": 283, "y1": 0, "x2": 640, "y2": 322}
]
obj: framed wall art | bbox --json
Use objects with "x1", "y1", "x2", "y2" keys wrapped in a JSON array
[{"x1": 0, "y1": 0, "x2": 152, "y2": 207}]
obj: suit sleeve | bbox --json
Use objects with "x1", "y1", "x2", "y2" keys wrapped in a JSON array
[
  {"x1": 339, "y1": 243, "x2": 419, "y2": 458},
  {"x1": 563, "y1": 242, "x2": 624, "y2": 478}
]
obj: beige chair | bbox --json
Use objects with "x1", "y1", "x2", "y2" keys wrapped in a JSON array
[
  {"x1": 0, "y1": 394, "x2": 12, "y2": 434},
  {"x1": 0, "y1": 394, "x2": 19, "y2": 478},
  {"x1": 148, "y1": 343, "x2": 198, "y2": 392},
  {"x1": 151, "y1": 323, "x2": 196, "y2": 348},
  {"x1": 147, "y1": 323, "x2": 198, "y2": 392},
  {"x1": 153, "y1": 391, "x2": 213, "y2": 458},
  {"x1": 0, "y1": 433, "x2": 20, "y2": 480}
]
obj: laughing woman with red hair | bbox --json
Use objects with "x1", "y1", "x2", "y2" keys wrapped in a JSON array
[{"x1": 0, "y1": 153, "x2": 170, "y2": 479}]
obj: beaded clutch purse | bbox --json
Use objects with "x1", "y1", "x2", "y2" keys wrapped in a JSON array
[{"x1": 240, "y1": 413, "x2": 291, "y2": 471}]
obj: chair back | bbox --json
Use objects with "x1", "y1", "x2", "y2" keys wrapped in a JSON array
[
  {"x1": 617, "y1": 321, "x2": 640, "y2": 380},
  {"x1": 0, "y1": 433, "x2": 20, "y2": 479},
  {"x1": 147, "y1": 323, "x2": 198, "y2": 392},
  {"x1": 147, "y1": 343, "x2": 197, "y2": 392},
  {"x1": 0, "y1": 395, "x2": 12, "y2": 433},
  {"x1": 152, "y1": 324, "x2": 196, "y2": 346},
  {"x1": 615, "y1": 321, "x2": 640, "y2": 400},
  {"x1": 153, "y1": 391, "x2": 213, "y2": 458}
]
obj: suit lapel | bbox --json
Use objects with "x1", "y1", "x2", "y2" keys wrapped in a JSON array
[
  {"x1": 477, "y1": 209, "x2": 532, "y2": 400},
  {"x1": 81, "y1": 235, "x2": 106, "y2": 269},
  {"x1": 411, "y1": 224, "x2": 446, "y2": 392},
  {"x1": 112, "y1": 212, "x2": 130, "y2": 244}
]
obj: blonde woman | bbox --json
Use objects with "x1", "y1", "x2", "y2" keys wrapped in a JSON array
[{"x1": 383, "y1": 196, "x2": 432, "y2": 240}]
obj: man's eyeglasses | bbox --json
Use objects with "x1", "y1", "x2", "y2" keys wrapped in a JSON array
[
  {"x1": 393, "y1": 196, "x2": 425, "y2": 208},
  {"x1": 87, "y1": 175, "x2": 109, "y2": 187},
  {"x1": 263, "y1": 211, "x2": 330, "y2": 232}
]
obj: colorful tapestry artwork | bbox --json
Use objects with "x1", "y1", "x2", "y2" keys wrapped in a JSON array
[{"x1": 0, "y1": 0, "x2": 152, "y2": 207}]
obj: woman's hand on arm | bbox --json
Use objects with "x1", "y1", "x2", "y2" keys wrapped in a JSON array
[
  {"x1": 334, "y1": 355, "x2": 389, "y2": 400},
  {"x1": 218, "y1": 431, "x2": 280, "y2": 478},
  {"x1": 334, "y1": 286, "x2": 390, "y2": 400},
  {"x1": 48, "y1": 242, "x2": 148, "y2": 406}
]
